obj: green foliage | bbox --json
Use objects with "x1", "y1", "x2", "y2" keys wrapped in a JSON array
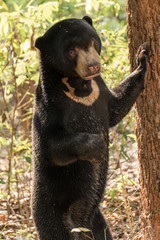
[{"x1": 0, "y1": 0, "x2": 137, "y2": 238}]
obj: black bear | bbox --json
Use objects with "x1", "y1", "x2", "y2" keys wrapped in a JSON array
[{"x1": 32, "y1": 16, "x2": 148, "y2": 240}]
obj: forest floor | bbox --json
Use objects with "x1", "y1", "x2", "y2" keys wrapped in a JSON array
[{"x1": 0, "y1": 152, "x2": 141, "y2": 240}]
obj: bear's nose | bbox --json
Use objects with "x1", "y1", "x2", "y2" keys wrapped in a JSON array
[{"x1": 88, "y1": 63, "x2": 101, "y2": 74}]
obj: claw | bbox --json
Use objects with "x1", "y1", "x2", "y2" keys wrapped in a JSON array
[
  {"x1": 138, "y1": 42, "x2": 149, "y2": 56},
  {"x1": 136, "y1": 42, "x2": 149, "y2": 66},
  {"x1": 139, "y1": 49, "x2": 146, "y2": 58}
]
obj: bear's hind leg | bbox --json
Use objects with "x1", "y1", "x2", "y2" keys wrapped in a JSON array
[
  {"x1": 92, "y1": 208, "x2": 113, "y2": 240},
  {"x1": 33, "y1": 200, "x2": 70, "y2": 240}
]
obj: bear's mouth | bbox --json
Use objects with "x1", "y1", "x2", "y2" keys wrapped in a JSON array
[{"x1": 84, "y1": 73, "x2": 100, "y2": 80}]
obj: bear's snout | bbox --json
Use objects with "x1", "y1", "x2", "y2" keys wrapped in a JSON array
[
  {"x1": 75, "y1": 46, "x2": 101, "y2": 80},
  {"x1": 88, "y1": 63, "x2": 101, "y2": 74}
]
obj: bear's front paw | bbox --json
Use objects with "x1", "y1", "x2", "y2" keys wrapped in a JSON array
[
  {"x1": 136, "y1": 42, "x2": 149, "y2": 67},
  {"x1": 87, "y1": 134, "x2": 107, "y2": 163},
  {"x1": 77, "y1": 133, "x2": 107, "y2": 163}
]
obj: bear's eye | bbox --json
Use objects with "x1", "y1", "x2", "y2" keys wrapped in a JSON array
[
  {"x1": 93, "y1": 40, "x2": 99, "y2": 51},
  {"x1": 69, "y1": 49, "x2": 77, "y2": 58}
]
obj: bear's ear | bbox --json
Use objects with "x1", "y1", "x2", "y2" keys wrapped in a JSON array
[
  {"x1": 35, "y1": 36, "x2": 45, "y2": 50},
  {"x1": 83, "y1": 16, "x2": 93, "y2": 26}
]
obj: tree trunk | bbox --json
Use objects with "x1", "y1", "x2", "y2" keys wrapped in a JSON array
[{"x1": 126, "y1": 0, "x2": 160, "y2": 239}]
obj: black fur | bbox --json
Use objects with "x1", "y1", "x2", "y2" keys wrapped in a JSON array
[{"x1": 32, "y1": 17, "x2": 148, "y2": 240}]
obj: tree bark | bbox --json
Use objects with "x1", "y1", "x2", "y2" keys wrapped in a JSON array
[{"x1": 126, "y1": 0, "x2": 160, "y2": 239}]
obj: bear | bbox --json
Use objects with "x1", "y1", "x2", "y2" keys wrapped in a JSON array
[{"x1": 32, "y1": 16, "x2": 148, "y2": 240}]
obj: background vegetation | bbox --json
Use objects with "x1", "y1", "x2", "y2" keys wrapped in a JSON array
[{"x1": 0, "y1": 0, "x2": 139, "y2": 239}]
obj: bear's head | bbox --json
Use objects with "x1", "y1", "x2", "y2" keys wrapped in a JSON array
[{"x1": 35, "y1": 16, "x2": 102, "y2": 80}]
